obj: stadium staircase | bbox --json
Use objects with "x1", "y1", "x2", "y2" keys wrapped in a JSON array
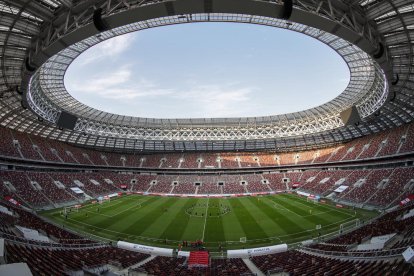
[
  {"x1": 110, "y1": 255, "x2": 156, "y2": 275},
  {"x1": 188, "y1": 251, "x2": 209, "y2": 268},
  {"x1": 242, "y1": 258, "x2": 265, "y2": 276},
  {"x1": 169, "y1": 185, "x2": 175, "y2": 194}
]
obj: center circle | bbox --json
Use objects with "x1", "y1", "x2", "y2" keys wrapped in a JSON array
[
  {"x1": 65, "y1": 22, "x2": 350, "y2": 119},
  {"x1": 185, "y1": 203, "x2": 231, "y2": 218}
]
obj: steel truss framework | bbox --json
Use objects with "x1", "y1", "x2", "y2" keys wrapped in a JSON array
[
  {"x1": 29, "y1": 14, "x2": 387, "y2": 139},
  {"x1": 0, "y1": 0, "x2": 413, "y2": 152}
]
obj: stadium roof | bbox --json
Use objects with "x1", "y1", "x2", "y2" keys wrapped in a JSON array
[{"x1": 0, "y1": 0, "x2": 413, "y2": 152}]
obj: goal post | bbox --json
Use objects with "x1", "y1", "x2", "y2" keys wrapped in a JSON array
[
  {"x1": 339, "y1": 218, "x2": 360, "y2": 233},
  {"x1": 63, "y1": 205, "x2": 80, "y2": 215},
  {"x1": 307, "y1": 195, "x2": 320, "y2": 204},
  {"x1": 98, "y1": 196, "x2": 110, "y2": 204}
]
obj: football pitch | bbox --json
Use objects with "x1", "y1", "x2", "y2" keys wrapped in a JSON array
[{"x1": 41, "y1": 193, "x2": 377, "y2": 250}]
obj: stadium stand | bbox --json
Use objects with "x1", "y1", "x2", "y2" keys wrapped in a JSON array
[
  {"x1": 251, "y1": 250, "x2": 413, "y2": 275},
  {"x1": 137, "y1": 255, "x2": 251, "y2": 276},
  {"x1": 6, "y1": 243, "x2": 150, "y2": 275},
  {"x1": 1, "y1": 122, "x2": 414, "y2": 169}
]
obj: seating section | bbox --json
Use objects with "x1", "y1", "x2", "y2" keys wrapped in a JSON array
[
  {"x1": 2, "y1": 198, "x2": 414, "y2": 275},
  {"x1": 242, "y1": 174, "x2": 270, "y2": 193},
  {"x1": 138, "y1": 255, "x2": 251, "y2": 276},
  {"x1": 0, "y1": 171, "x2": 51, "y2": 206},
  {"x1": 367, "y1": 167, "x2": 414, "y2": 207},
  {"x1": 150, "y1": 175, "x2": 176, "y2": 193},
  {"x1": 326, "y1": 203, "x2": 414, "y2": 245},
  {"x1": 2, "y1": 122, "x2": 414, "y2": 275},
  {"x1": 251, "y1": 250, "x2": 413, "y2": 275},
  {"x1": 6, "y1": 243, "x2": 150, "y2": 275},
  {"x1": 339, "y1": 169, "x2": 393, "y2": 204},
  {"x1": 1, "y1": 122, "x2": 414, "y2": 169},
  {"x1": 220, "y1": 175, "x2": 245, "y2": 194},
  {"x1": 0, "y1": 167, "x2": 412, "y2": 207},
  {"x1": 173, "y1": 175, "x2": 197, "y2": 194},
  {"x1": 198, "y1": 175, "x2": 221, "y2": 194},
  {"x1": 0, "y1": 199, "x2": 94, "y2": 244},
  {"x1": 25, "y1": 172, "x2": 75, "y2": 203}
]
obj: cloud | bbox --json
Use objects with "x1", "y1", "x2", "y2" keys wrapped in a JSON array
[
  {"x1": 78, "y1": 34, "x2": 135, "y2": 65},
  {"x1": 69, "y1": 66, "x2": 174, "y2": 101},
  {"x1": 176, "y1": 84, "x2": 255, "y2": 117},
  {"x1": 68, "y1": 67, "x2": 256, "y2": 118}
]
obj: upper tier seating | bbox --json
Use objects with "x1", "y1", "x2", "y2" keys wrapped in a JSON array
[{"x1": 0, "y1": 122, "x2": 413, "y2": 168}]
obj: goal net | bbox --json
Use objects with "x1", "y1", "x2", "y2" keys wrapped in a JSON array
[
  {"x1": 98, "y1": 196, "x2": 110, "y2": 204},
  {"x1": 307, "y1": 196, "x2": 320, "y2": 204},
  {"x1": 340, "y1": 219, "x2": 360, "y2": 233},
  {"x1": 63, "y1": 204, "x2": 81, "y2": 215}
]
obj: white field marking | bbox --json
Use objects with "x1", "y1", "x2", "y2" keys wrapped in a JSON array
[
  {"x1": 271, "y1": 201, "x2": 302, "y2": 217},
  {"x1": 271, "y1": 201, "x2": 339, "y2": 218},
  {"x1": 63, "y1": 217, "x2": 160, "y2": 241},
  {"x1": 69, "y1": 197, "x2": 148, "y2": 219},
  {"x1": 109, "y1": 201, "x2": 144, "y2": 217},
  {"x1": 61, "y1": 205, "x2": 357, "y2": 246},
  {"x1": 79, "y1": 196, "x2": 133, "y2": 211},
  {"x1": 201, "y1": 197, "x2": 210, "y2": 241},
  {"x1": 231, "y1": 215, "x2": 358, "y2": 244},
  {"x1": 61, "y1": 209, "x2": 112, "y2": 218},
  {"x1": 59, "y1": 195, "x2": 359, "y2": 246},
  {"x1": 281, "y1": 194, "x2": 355, "y2": 217}
]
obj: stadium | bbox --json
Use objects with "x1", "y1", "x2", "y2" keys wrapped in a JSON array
[{"x1": 0, "y1": 0, "x2": 414, "y2": 275}]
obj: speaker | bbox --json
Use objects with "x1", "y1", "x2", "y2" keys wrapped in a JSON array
[
  {"x1": 57, "y1": 111, "x2": 78, "y2": 130},
  {"x1": 392, "y1": 74, "x2": 399, "y2": 85},
  {"x1": 93, "y1": 8, "x2": 109, "y2": 32},
  {"x1": 373, "y1": 42, "x2": 384, "y2": 59},
  {"x1": 25, "y1": 57, "x2": 36, "y2": 72},
  {"x1": 204, "y1": 0, "x2": 213, "y2": 13},
  {"x1": 281, "y1": 0, "x2": 293, "y2": 20},
  {"x1": 340, "y1": 106, "x2": 361, "y2": 126}
]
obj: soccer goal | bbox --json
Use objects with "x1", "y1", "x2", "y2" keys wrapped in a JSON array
[
  {"x1": 98, "y1": 196, "x2": 110, "y2": 204},
  {"x1": 340, "y1": 218, "x2": 360, "y2": 233},
  {"x1": 63, "y1": 204, "x2": 81, "y2": 215},
  {"x1": 307, "y1": 196, "x2": 320, "y2": 204}
]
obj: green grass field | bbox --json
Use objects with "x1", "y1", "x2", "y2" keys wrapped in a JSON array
[{"x1": 41, "y1": 193, "x2": 377, "y2": 250}]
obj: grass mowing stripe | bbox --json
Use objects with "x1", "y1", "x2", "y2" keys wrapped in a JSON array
[
  {"x1": 118, "y1": 197, "x2": 175, "y2": 235},
  {"x1": 201, "y1": 197, "x2": 210, "y2": 241},
  {"x1": 282, "y1": 194, "x2": 355, "y2": 216},
  {"x1": 40, "y1": 194, "x2": 377, "y2": 249},
  {"x1": 280, "y1": 195, "x2": 357, "y2": 224},
  {"x1": 180, "y1": 198, "x2": 206, "y2": 241},
  {"x1": 239, "y1": 197, "x2": 282, "y2": 237},
  {"x1": 159, "y1": 198, "x2": 195, "y2": 241},
  {"x1": 221, "y1": 198, "x2": 246, "y2": 243},
  {"x1": 228, "y1": 198, "x2": 268, "y2": 240},
  {"x1": 204, "y1": 198, "x2": 226, "y2": 243},
  {"x1": 88, "y1": 196, "x2": 158, "y2": 229},
  {"x1": 142, "y1": 198, "x2": 190, "y2": 239},
  {"x1": 272, "y1": 196, "x2": 333, "y2": 226},
  {"x1": 250, "y1": 197, "x2": 306, "y2": 236}
]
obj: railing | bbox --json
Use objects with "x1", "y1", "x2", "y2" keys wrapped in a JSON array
[
  {"x1": 300, "y1": 246, "x2": 406, "y2": 259},
  {"x1": 0, "y1": 232, "x2": 106, "y2": 249}
]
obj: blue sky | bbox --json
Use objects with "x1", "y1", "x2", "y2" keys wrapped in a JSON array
[{"x1": 65, "y1": 23, "x2": 349, "y2": 119}]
